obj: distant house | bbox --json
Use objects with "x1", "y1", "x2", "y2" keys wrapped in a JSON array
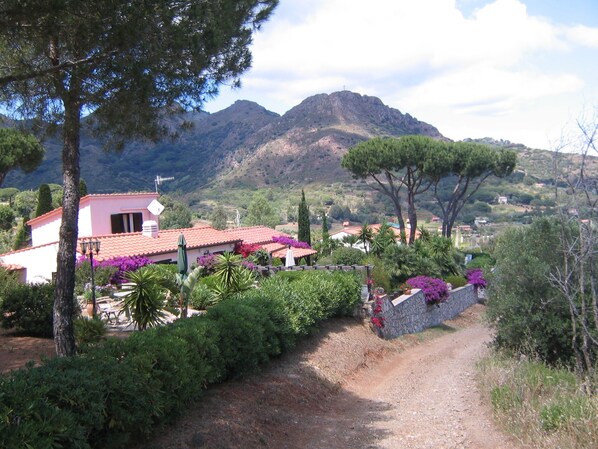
[
  {"x1": 474, "y1": 217, "x2": 489, "y2": 227},
  {"x1": 497, "y1": 196, "x2": 508, "y2": 205},
  {"x1": 222, "y1": 226, "x2": 317, "y2": 263},
  {"x1": 330, "y1": 222, "x2": 420, "y2": 252}
]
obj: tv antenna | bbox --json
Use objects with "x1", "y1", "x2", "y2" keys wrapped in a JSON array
[{"x1": 154, "y1": 175, "x2": 174, "y2": 193}]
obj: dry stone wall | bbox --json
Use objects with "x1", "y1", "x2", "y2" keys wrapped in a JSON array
[{"x1": 371, "y1": 285, "x2": 478, "y2": 339}]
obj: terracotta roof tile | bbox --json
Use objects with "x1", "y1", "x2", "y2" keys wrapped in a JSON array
[
  {"x1": 0, "y1": 263, "x2": 25, "y2": 271},
  {"x1": 223, "y1": 226, "x2": 317, "y2": 258},
  {"x1": 222, "y1": 226, "x2": 288, "y2": 244},
  {"x1": 84, "y1": 226, "x2": 241, "y2": 261}
]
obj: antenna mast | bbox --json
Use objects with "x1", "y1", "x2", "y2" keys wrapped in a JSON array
[{"x1": 154, "y1": 175, "x2": 174, "y2": 193}]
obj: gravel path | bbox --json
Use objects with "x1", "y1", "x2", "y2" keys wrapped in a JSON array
[{"x1": 141, "y1": 305, "x2": 523, "y2": 449}]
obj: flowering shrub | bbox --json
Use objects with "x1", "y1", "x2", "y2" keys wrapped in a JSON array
[
  {"x1": 271, "y1": 235, "x2": 311, "y2": 249},
  {"x1": 466, "y1": 268, "x2": 487, "y2": 288},
  {"x1": 406, "y1": 276, "x2": 449, "y2": 305},
  {"x1": 371, "y1": 296, "x2": 385, "y2": 329},
  {"x1": 196, "y1": 254, "x2": 217, "y2": 274},
  {"x1": 234, "y1": 242, "x2": 261, "y2": 258},
  {"x1": 371, "y1": 316, "x2": 385, "y2": 329},
  {"x1": 99, "y1": 256, "x2": 153, "y2": 284}
]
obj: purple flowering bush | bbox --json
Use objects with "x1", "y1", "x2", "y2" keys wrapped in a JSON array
[
  {"x1": 272, "y1": 235, "x2": 311, "y2": 249},
  {"x1": 406, "y1": 276, "x2": 449, "y2": 305},
  {"x1": 98, "y1": 256, "x2": 153, "y2": 284},
  {"x1": 466, "y1": 268, "x2": 487, "y2": 288}
]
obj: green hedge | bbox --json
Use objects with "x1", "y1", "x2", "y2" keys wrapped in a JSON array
[
  {"x1": 0, "y1": 271, "x2": 361, "y2": 449},
  {"x1": 0, "y1": 283, "x2": 55, "y2": 337}
]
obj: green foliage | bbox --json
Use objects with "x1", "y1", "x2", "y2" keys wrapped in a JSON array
[
  {"x1": 486, "y1": 218, "x2": 574, "y2": 366},
  {"x1": 79, "y1": 178, "x2": 88, "y2": 196},
  {"x1": 13, "y1": 190, "x2": 36, "y2": 217},
  {"x1": 74, "y1": 317, "x2": 106, "y2": 348},
  {"x1": 75, "y1": 261, "x2": 117, "y2": 296},
  {"x1": 159, "y1": 195, "x2": 193, "y2": 230},
  {"x1": 479, "y1": 352, "x2": 598, "y2": 448},
  {"x1": 466, "y1": 252, "x2": 495, "y2": 271},
  {"x1": 122, "y1": 267, "x2": 167, "y2": 330},
  {"x1": 245, "y1": 192, "x2": 279, "y2": 228},
  {"x1": 12, "y1": 218, "x2": 30, "y2": 250},
  {"x1": 189, "y1": 282, "x2": 217, "y2": 310},
  {"x1": 35, "y1": 183, "x2": 53, "y2": 217},
  {"x1": 0, "y1": 204, "x2": 15, "y2": 230},
  {"x1": 0, "y1": 270, "x2": 361, "y2": 448},
  {"x1": 370, "y1": 222, "x2": 395, "y2": 256},
  {"x1": 298, "y1": 189, "x2": 311, "y2": 245},
  {"x1": 211, "y1": 252, "x2": 256, "y2": 302},
  {"x1": 330, "y1": 246, "x2": 367, "y2": 265},
  {"x1": 445, "y1": 275, "x2": 467, "y2": 288},
  {"x1": 210, "y1": 204, "x2": 228, "y2": 230},
  {"x1": 0, "y1": 266, "x2": 20, "y2": 306},
  {"x1": 0, "y1": 283, "x2": 55, "y2": 337},
  {"x1": 0, "y1": 128, "x2": 45, "y2": 188}
]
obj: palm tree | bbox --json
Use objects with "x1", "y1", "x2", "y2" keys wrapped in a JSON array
[
  {"x1": 357, "y1": 224, "x2": 374, "y2": 255},
  {"x1": 342, "y1": 234, "x2": 359, "y2": 248}
]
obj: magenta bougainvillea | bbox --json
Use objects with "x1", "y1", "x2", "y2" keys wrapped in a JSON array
[
  {"x1": 98, "y1": 256, "x2": 154, "y2": 284},
  {"x1": 234, "y1": 242, "x2": 261, "y2": 258},
  {"x1": 370, "y1": 296, "x2": 385, "y2": 329},
  {"x1": 406, "y1": 276, "x2": 449, "y2": 305},
  {"x1": 466, "y1": 268, "x2": 487, "y2": 288},
  {"x1": 271, "y1": 235, "x2": 312, "y2": 249}
]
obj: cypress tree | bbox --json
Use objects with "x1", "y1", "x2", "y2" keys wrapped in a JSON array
[
  {"x1": 297, "y1": 190, "x2": 311, "y2": 245},
  {"x1": 35, "y1": 184, "x2": 53, "y2": 217},
  {"x1": 79, "y1": 178, "x2": 88, "y2": 197},
  {"x1": 13, "y1": 216, "x2": 30, "y2": 250},
  {"x1": 321, "y1": 213, "x2": 330, "y2": 241}
]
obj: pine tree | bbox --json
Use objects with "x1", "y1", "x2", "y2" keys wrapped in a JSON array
[
  {"x1": 298, "y1": 190, "x2": 311, "y2": 245},
  {"x1": 35, "y1": 184, "x2": 53, "y2": 217}
]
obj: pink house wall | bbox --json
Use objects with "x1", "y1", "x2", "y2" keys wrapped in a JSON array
[{"x1": 30, "y1": 193, "x2": 159, "y2": 246}]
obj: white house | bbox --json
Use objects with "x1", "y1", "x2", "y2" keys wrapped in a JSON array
[{"x1": 0, "y1": 193, "x2": 240, "y2": 283}]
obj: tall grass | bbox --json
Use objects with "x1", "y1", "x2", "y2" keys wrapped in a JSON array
[{"x1": 477, "y1": 352, "x2": 597, "y2": 449}]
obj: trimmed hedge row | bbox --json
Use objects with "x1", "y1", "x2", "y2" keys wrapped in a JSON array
[{"x1": 0, "y1": 271, "x2": 361, "y2": 449}]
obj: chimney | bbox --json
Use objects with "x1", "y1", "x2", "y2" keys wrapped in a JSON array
[{"x1": 142, "y1": 220, "x2": 159, "y2": 238}]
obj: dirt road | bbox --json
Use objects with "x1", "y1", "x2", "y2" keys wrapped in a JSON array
[{"x1": 144, "y1": 304, "x2": 523, "y2": 449}]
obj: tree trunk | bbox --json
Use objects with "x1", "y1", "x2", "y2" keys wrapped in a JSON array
[
  {"x1": 407, "y1": 194, "x2": 417, "y2": 244},
  {"x1": 53, "y1": 95, "x2": 81, "y2": 357},
  {"x1": 390, "y1": 196, "x2": 406, "y2": 244}
]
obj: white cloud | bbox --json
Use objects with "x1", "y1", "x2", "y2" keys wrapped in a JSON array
[{"x1": 205, "y1": 0, "x2": 598, "y2": 149}]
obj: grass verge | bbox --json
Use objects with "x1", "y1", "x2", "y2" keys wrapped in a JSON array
[{"x1": 477, "y1": 352, "x2": 597, "y2": 449}]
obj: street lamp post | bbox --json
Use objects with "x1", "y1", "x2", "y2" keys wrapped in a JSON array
[{"x1": 81, "y1": 239, "x2": 101, "y2": 318}]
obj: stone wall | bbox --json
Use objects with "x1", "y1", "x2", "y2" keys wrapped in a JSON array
[{"x1": 369, "y1": 284, "x2": 479, "y2": 339}]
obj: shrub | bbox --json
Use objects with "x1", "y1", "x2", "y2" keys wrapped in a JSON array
[
  {"x1": 75, "y1": 259, "x2": 117, "y2": 295},
  {"x1": 0, "y1": 270, "x2": 362, "y2": 448},
  {"x1": 0, "y1": 283, "x2": 55, "y2": 336},
  {"x1": 0, "y1": 266, "x2": 20, "y2": 306},
  {"x1": 445, "y1": 275, "x2": 467, "y2": 289},
  {"x1": 466, "y1": 268, "x2": 487, "y2": 288},
  {"x1": 406, "y1": 276, "x2": 449, "y2": 305},
  {"x1": 486, "y1": 218, "x2": 573, "y2": 366},
  {"x1": 330, "y1": 246, "x2": 367, "y2": 265},
  {"x1": 74, "y1": 317, "x2": 107, "y2": 348},
  {"x1": 189, "y1": 282, "x2": 216, "y2": 310}
]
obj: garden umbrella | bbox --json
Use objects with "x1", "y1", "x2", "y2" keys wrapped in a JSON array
[
  {"x1": 285, "y1": 245, "x2": 295, "y2": 268},
  {"x1": 177, "y1": 234, "x2": 188, "y2": 318}
]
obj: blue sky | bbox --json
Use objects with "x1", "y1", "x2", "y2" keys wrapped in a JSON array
[{"x1": 204, "y1": 0, "x2": 598, "y2": 150}]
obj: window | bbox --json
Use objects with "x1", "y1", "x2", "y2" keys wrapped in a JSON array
[{"x1": 111, "y1": 213, "x2": 143, "y2": 234}]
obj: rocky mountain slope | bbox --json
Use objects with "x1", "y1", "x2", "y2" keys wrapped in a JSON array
[{"x1": 3, "y1": 91, "x2": 443, "y2": 193}]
